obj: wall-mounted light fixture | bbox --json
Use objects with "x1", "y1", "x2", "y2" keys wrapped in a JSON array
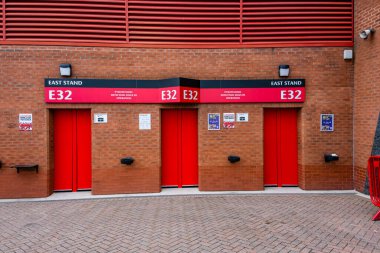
[
  {"x1": 359, "y1": 28, "x2": 375, "y2": 40},
  {"x1": 59, "y1": 64, "x2": 72, "y2": 77},
  {"x1": 278, "y1": 65, "x2": 290, "y2": 77}
]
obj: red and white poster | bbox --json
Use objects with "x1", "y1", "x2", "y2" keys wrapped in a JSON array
[
  {"x1": 223, "y1": 113, "x2": 235, "y2": 129},
  {"x1": 19, "y1": 113, "x2": 32, "y2": 131}
]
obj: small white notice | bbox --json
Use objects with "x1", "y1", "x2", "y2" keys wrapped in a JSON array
[
  {"x1": 236, "y1": 113, "x2": 249, "y2": 122},
  {"x1": 19, "y1": 113, "x2": 33, "y2": 131},
  {"x1": 139, "y1": 113, "x2": 151, "y2": 130},
  {"x1": 223, "y1": 113, "x2": 235, "y2": 122},
  {"x1": 94, "y1": 113, "x2": 108, "y2": 123}
]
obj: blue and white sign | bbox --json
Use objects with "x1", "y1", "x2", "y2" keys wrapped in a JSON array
[
  {"x1": 208, "y1": 113, "x2": 220, "y2": 131},
  {"x1": 94, "y1": 113, "x2": 107, "y2": 124},
  {"x1": 320, "y1": 114, "x2": 334, "y2": 132}
]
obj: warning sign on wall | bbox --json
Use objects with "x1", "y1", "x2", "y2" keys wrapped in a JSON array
[
  {"x1": 320, "y1": 114, "x2": 334, "y2": 132},
  {"x1": 139, "y1": 114, "x2": 151, "y2": 130},
  {"x1": 208, "y1": 113, "x2": 220, "y2": 131},
  {"x1": 223, "y1": 113, "x2": 235, "y2": 129},
  {"x1": 19, "y1": 113, "x2": 32, "y2": 131}
]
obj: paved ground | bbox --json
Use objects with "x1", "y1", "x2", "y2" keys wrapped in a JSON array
[{"x1": 0, "y1": 194, "x2": 379, "y2": 253}]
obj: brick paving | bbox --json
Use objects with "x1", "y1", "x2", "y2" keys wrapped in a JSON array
[{"x1": 0, "y1": 194, "x2": 379, "y2": 253}]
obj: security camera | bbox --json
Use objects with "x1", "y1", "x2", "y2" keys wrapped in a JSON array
[{"x1": 359, "y1": 28, "x2": 375, "y2": 39}]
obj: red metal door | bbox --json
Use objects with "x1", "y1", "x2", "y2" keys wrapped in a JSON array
[
  {"x1": 161, "y1": 109, "x2": 180, "y2": 187},
  {"x1": 76, "y1": 110, "x2": 92, "y2": 190},
  {"x1": 161, "y1": 109, "x2": 198, "y2": 187},
  {"x1": 264, "y1": 109, "x2": 278, "y2": 186},
  {"x1": 181, "y1": 109, "x2": 198, "y2": 186},
  {"x1": 264, "y1": 108, "x2": 298, "y2": 186},
  {"x1": 54, "y1": 109, "x2": 91, "y2": 191},
  {"x1": 53, "y1": 110, "x2": 74, "y2": 191},
  {"x1": 278, "y1": 109, "x2": 298, "y2": 186}
]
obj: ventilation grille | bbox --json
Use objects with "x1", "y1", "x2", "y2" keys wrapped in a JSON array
[
  {"x1": 5, "y1": 0, "x2": 127, "y2": 43},
  {"x1": 128, "y1": 0, "x2": 241, "y2": 44},
  {"x1": 243, "y1": 0, "x2": 353, "y2": 45},
  {"x1": 0, "y1": 1, "x2": 3, "y2": 39},
  {"x1": 0, "y1": 0, "x2": 353, "y2": 47}
]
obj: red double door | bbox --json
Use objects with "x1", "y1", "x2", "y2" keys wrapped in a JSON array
[
  {"x1": 54, "y1": 110, "x2": 92, "y2": 191},
  {"x1": 264, "y1": 108, "x2": 298, "y2": 186},
  {"x1": 161, "y1": 109, "x2": 198, "y2": 187}
]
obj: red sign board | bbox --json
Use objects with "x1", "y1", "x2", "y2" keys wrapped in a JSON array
[
  {"x1": 200, "y1": 88, "x2": 304, "y2": 103},
  {"x1": 45, "y1": 78, "x2": 305, "y2": 103}
]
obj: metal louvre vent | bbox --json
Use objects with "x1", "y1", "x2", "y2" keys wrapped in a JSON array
[
  {"x1": 128, "y1": 0, "x2": 241, "y2": 44},
  {"x1": 0, "y1": 1, "x2": 3, "y2": 39},
  {"x1": 243, "y1": 0, "x2": 353, "y2": 45},
  {"x1": 0, "y1": 0, "x2": 353, "y2": 47},
  {"x1": 5, "y1": 0, "x2": 127, "y2": 43}
]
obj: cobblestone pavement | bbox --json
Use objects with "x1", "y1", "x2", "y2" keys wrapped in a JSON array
[{"x1": 0, "y1": 194, "x2": 379, "y2": 253}]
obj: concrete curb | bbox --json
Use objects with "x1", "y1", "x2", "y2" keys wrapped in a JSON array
[{"x1": 0, "y1": 188, "x2": 360, "y2": 204}]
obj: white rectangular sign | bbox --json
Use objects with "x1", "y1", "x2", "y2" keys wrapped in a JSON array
[
  {"x1": 19, "y1": 113, "x2": 32, "y2": 131},
  {"x1": 94, "y1": 113, "x2": 108, "y2": 123},
  {"x1": 223, "y1": 113, "x2": 235, "y2": 122},
  {"x1": 139, "y1": 113, "x2": 151, "y2": 130},
  {"x1": 236, "y1": 113, "x2": 249, "y2": 122}
]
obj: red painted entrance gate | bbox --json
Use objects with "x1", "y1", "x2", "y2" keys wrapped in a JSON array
[
  {"x1": 53, "y1": 110, "x2": 91, "y2": 191},
  {"x1": 161, "y1": 109, "x2": 198, "y2": 187},
  {"x1": 264, "y1": 108, "x2": 298, "y2": 186}
]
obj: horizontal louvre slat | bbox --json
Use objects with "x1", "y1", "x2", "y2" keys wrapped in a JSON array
[
  {"x1": 245, "y1": 12, "x2": 353, "y2": 16},
  {"x1": 130, "y1": 31, "x2": 240, "y2": 36},
  {"x1": 244, "y1": 16, "x2": 352, "y2": 21},
  {"x1": 129, "y1": 1, "x2": 238, "y2": 6},
  {"x1": 243, "y1": 1, "x2": 352, "y2": 6},
  {"x1": 245, "y1": 31, "x2": 351, "y2": 36},
  {"x1": 245, "y1": 35, "x2": 353, "y2": 40},
  {"x1": 7, "y1": 28, "x2": 126, "y2": 35},
  {"x1": 5, "y1": 0, "x2": 127, "y2": 43},
  {"x1": 129, "y1": 21, "x2": 239, "y2": 26},
  {"x1": 1, "y1": 0, "x2": 353, "y2": 47},
  {"x1": 6, "y1": 17, "x2": 126, "y2": 24},
  {"x1": 6, "y1": 8, "x2": 125, "y2": 14},
  {"x1": 129, "y1": 35, "x2": 239, "y2": 41},
  {"x1": 243, "y1": 0, "x2": 353, "y2": 44},
  {"x1": 244, "y1": 25, "x2": 352, "y2": 31},
  {"x1": 8, "y1": 37, "x2": 126, "y2": 43},
  {"x1": 8, "y1": 33, "x2": 126, "y2": 39},
  {"x1": 6, "y1": 2, "x2": 125, "y2": 9},
  {"x1": 129, "y1": 25, "x2": 239, "y2": 31},
  {"x1": 128, "y1": 0, "x2": 241, "y2": 44},
  {"x1": 7, "y1": 23, "x2": 126, "y2": 29}
]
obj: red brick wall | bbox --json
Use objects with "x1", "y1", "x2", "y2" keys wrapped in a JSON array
[
  {"x1": 90, "y1": 104, "x2": 161, "y2": 194},
  {"x1": 0, "y1": 45, "x2": 353, "y2": 198},
  {"x1": 354, "y1": 0, "x2": 380, "y2": 192},
  {"x1": 199, "y1": 105, "x2": 264, "y2": 191}
]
